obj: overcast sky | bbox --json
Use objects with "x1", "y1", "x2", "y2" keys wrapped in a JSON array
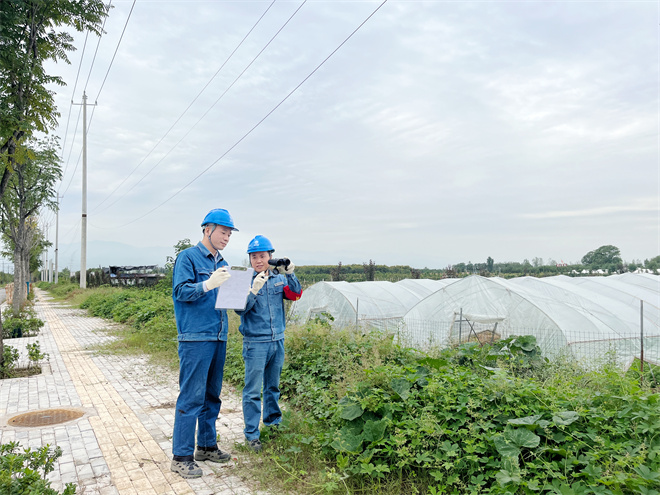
[{"x1": 29, "y1": 0, "x2": 658, "y2": 271}]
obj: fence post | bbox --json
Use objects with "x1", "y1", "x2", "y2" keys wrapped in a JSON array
[{"x1": 459, "y1": 308, "x2": 463, "y2": 345}]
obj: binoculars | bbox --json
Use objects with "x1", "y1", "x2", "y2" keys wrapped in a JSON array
[{"x1": 268, "y1": 258, "x2": 291, "y2": 274}]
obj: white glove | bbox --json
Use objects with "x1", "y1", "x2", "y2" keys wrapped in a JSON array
[
  {"x1": 207, "y1": 267, "x2": 230, "y2": 290},
  {"x1": 250, "y1": 271, "x2": 268, "y2": 295},
  {"x1": 281, "y1": 257, "x2": 295, "y2": 275}
]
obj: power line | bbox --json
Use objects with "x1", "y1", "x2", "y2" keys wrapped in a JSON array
[
  {"x1": 91, "y1": 0, "x2": 278, "y2": 213},
  {"x1": 59, "y1": 0, "x2": 126, "y2": 198},
  {"x1": 84, "y1": 0, "x2": 114, "y2": 96},
  {"x1": 57, "y1": 33, "x2": 88, "y2": 193},
  {"x1": 92, "y1": 0, "x2": 135, "y2": 103},
  {"x1": 58, "y1": 104, "x2": 83, "y2": 196},
  {"x1": 58, "y1": 1, "x2": 112, "y2": 196},
  {"x1": 119, "y1": 0, "x2": 389, "y2": 228}
]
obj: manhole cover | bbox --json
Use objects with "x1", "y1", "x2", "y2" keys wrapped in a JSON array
[{"x1": 8, "y1": 409, "x2": 84, "y2": 427}]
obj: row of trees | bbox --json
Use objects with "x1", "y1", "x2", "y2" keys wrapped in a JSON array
[
  {"x1": 293, "y1": 245, "x2": 658, "y2": 284},
  {"x1": 0, "y1": 2, "x2": 108, "y2": 366}
]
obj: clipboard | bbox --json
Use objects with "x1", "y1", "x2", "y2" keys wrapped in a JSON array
[{"x1": 214, "y1": 266, "x2": 254, "y2": 310}]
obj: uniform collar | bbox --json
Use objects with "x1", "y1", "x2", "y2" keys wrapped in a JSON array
[{"x1": 196, "y1": 241, "x2": 223, "y2": 261}]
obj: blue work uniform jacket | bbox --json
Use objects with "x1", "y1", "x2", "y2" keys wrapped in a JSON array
[
  {"x1": 172, "y1": 242, "x2": 229, "y2": 341},
  {"x1": 236, "y1": 271, "x2": 302, "y2": 342}
]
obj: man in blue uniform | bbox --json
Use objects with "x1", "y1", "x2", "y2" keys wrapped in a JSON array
[
  {"x1": 170, "y1": 208, "x2": 237, "y2": 478},
  {"x1": 236, "y1": 235, "x2": 302, "y2": 453}
]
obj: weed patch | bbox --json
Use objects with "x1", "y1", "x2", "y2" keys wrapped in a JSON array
[{"x1": 0, "y1": 441, "x2": 76, "y2": 494}]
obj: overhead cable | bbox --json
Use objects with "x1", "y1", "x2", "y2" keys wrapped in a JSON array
[
  {"x1": 92, "y1": 0, "x2": 278, "y2": 213},
  {"x1": 57, "y1": 32, "x2": 89, "y2": 193},
  {"x1": 92, "y1": 0, "x2": 135, "y2": 103},
  {"x1": 58, "y1": 0, "x2": 112, "y2": 196},
  {"x1": 119, "y1": 0, "x2": 389, "y2": 228}
]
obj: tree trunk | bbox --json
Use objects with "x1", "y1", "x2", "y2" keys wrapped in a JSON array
[{"x1": 12, "y1": 246, "x2": 25, "y2": 315}]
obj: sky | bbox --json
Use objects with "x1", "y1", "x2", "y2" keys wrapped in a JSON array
[{"x1": 22, "y1": 0, "x2": 659, "y2": 272}]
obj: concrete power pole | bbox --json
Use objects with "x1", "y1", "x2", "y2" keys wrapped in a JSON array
[
  {"x1": 81, "y1": 92, "x2": 88, "y2": 289},
  {"x1": 73, "y1": 92, "x2": 96, "y2": 289},
  {"x1": 55, "y1": 194, "x2": 62, "y2": 284},
  {"x1": 45, "y1": 222, "x2": 50, "y2": 282}
]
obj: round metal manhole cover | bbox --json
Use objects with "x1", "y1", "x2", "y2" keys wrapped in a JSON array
[{"x1": 8, "y1": 409, "x2": 84, "y2": 427}]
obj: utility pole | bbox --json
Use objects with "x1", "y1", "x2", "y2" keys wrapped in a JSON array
[
  {"x1": 73, "y1": 92, "x2": 96, "y2": 289},
  {"x1": 54, "y1": 194, "x2": 62, "y2": 284},
  {"x1": 44, "y1": 221, "x2": 50, "y2": 282}
]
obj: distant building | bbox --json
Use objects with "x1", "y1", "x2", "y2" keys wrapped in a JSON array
[{"x1": 104, "y1": 265, "x2": 164, "y2": 286}]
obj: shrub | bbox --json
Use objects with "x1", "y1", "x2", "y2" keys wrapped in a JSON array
[
  {"x1": 320, "y1": 353, "x2": 660, "y2": 494},
  {"x1": 0, "y1": 346, "x2": 19, "y2": 378},
  {"x1": 26, "y1": 342, "x2": 48, "y2": 369},
  {"x1": 0, "y1": 442, "x2": 76, "y2": 494},
  {"x1": 1, "y1": 307, "x2": 44, "y2": 339}
]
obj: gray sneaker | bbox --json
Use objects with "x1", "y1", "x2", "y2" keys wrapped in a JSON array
[
  {"x1": 195, "y1": 448, "x2": 231, "y2": 463},
  {"x1": 248, "y1": 439, "x2": 262, "y2": 453},
  {"x1": 170, "y1": 459, "x2": 203, "y2": 478}
]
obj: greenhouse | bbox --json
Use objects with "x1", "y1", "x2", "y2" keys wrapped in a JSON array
[
  {"x1": 291, "y1": 274, "x2": 659, "y2": 368},
  {"x1": 290, "y1": 280, "x2": 456, "y2": 331}
]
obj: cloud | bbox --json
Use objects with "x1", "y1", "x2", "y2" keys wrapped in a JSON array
[
  {"x1": 521, "y1": 198, "x2": 659, "y2": 220},
  {"x1": 25, "y1": 0, "x2": 657, "y2": 273}
]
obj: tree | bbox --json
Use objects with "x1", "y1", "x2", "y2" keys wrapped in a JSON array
[
  {"x1": 581, "y1": 245, "x2": 622, "y2": 268},
  {"x1": 165, "y1": 238, "x2": 193, "y2": 271},
  {"x1": 0, "y1": 0, "x2": 107, "y2": 371},
  {"x1": 363, "y1": 259, "x2": 376, "y2": 281},
  {"x1": 330, "y1": 262, "x2": 343, "y2": 281},
  {"x1": 486, "y1": 256, "x2": 494, "y2": 272},
  {"x1": 645, "y1": 256, "x2": 660, "y2": 272},
  {"x1": 443, "y1": 265, "x2": 457, "y2": 278},
  {"x1": 0, "y1": 0, "x2": 108, "y2": 195},
  {"x1": 1, "y1": 138, "x2": 61, "y2": 313}
]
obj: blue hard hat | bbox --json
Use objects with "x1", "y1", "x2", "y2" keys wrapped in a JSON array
[
  {"x1": 201, "y1": 208, "x2": 238, "y2": 231},
  {"x1": 247, "y1": 235, "x2": 274, "y2": 253}
]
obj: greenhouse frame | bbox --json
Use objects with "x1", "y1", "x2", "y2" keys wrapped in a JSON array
[{"x1": 290, "y1": 274, "x2": 659, "y2": 369}]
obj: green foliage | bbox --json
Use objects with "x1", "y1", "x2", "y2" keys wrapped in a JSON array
[
  {"x1": 281, "y1": 323, "x2": 416, "y2": 422},
  {"x1": 37, "y1": 281, "x2": 79, "y2": 299},
  {"x1": 165, "y1": 238, "x2": 193, "y2": 272},
  {"x1": 454, "y1": 335, "x2": 548, "y2": 377},
  {"x1": 582, "y1": 245, "x2": 623, "y2": 271},
  {"x1": 26, "y1": 341, "x2": 48, "y2": 367},
  {"x1": 0, "y1": 442, "x2": 76, "y2": 495},
  {"x1": 0, "y1": 345, "x2": 18, "y2": 378},
  {"x1": 71, "y1": 284, "x2": 178, "y2": 368},
  {"x1": 320, "y1": 356, "x2": 660, "y2": 494},
  {"x1": 1, "y1": 306, "x2": 43, "y2": 338},
  {"x1": 78, "y1": 287, "x2": 173, "y2": 326}
]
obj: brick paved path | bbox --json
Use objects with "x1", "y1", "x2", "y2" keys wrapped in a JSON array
[{"x1": 0, "y1": 289, "x2": 264, "y2": 495}]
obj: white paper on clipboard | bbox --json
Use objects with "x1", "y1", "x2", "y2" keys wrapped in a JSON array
[{"x1": 214, "y1": 266, "x2": 254, "y2": 310}]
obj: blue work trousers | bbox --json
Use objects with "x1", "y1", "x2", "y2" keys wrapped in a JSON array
[
  {"x1": 172, "y1": 340, "x2": 227, "y2": 457},
  {"x1": 242, "y1": 340, "x2": 284, "y2": 441}
]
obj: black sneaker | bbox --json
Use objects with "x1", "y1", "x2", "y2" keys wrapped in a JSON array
[
  {"x1": 171, "y1": 459, "x2": 203, "y2": 478},
  {"x1": 194, "y1": 448, "x2": 231, "y2": 463},
  {"x1": 247, "y1": 439, "x2": 262, "y2": 453}
]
